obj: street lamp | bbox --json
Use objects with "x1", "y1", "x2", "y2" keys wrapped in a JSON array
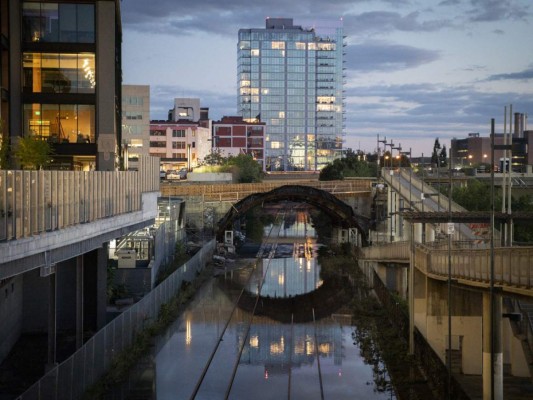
[
  {"x1": 384, "y1": 140, "x2": 395, "y2": 173},
  {"x1": 392, "y1": 143, "x2": 402, "y2": 167}
]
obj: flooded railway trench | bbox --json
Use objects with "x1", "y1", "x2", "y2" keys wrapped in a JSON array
[{"x1": 107, "y1": 203, "x2": 396, "y2": 400}]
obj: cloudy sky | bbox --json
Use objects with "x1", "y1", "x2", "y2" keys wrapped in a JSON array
[{"x1": 121, "y1": 0, "x2": 533, "y2": 157}]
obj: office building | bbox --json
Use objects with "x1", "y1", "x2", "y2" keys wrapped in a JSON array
[
  {"x1": 212, "y1": 116, "x2": 265, "y2": 169},
  {"x1": 149, "y1": 120, "x2": 210, "y2": 171},
  {"x1": 122, "y1": 85, "x2": 150, "y2": 170},
  {"x1": 451, "y1": 113, "x2": 533, "y2": 172},
  {"x1": 2, "y1": 0, "x2": 122, "y2": 171},
  {"x1": 237, "y1": 18, "x2": 344, "y2": 171}
]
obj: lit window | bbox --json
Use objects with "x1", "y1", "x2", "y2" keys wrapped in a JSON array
[
  {"x1": 278, "y1": 111, "x2": 285, "y2": 118},
  {"x1": 318, "y1": 43, "x2": 336, "y2": 51},
  {"x1": 251, "y1": 49, "x2": 260, "y2": 56},
  {"x1": 271, "y1": 41, "x2": 285, "y2": 50},
  {"x1": 296, "y1": 42, "x2": 306, "y2": 50},
  {"x1": 317, "y1": 96, "x2": 335, "y2": 104}
]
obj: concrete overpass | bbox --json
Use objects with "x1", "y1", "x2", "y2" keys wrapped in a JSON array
[
  {"x1": 359, "y1": 168, "x2": 533, "y2": 399},
  {"x1": 0, "y1": 157, "x2": 160, "y2": 369}
]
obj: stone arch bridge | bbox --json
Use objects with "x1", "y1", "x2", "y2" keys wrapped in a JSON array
[
  {"x1": 216, "y1": 185, "x2": 371, "y2": 245},
  {"x1": 161, "y1": 179, "x2": 374, "y2": 244}
]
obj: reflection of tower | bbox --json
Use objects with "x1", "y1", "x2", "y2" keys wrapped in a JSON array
[{"x1": 237, "y1": 320, "x2": 343, "y2": 371}]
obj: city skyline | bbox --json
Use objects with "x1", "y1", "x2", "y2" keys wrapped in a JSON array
[{"x1": 121, "y1": 0, "x2": 533, "y2": 157}]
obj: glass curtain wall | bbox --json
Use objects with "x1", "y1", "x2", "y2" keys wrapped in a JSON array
[
  {"x1": 23, "y1": 103, "x2": 95, "y2": 143},
  {"x1": 20, "y1": 1, "x2": 97, "y2": 170},
  {"x1": 238, "y1": 20, "x2": 343, "y2": 171}
]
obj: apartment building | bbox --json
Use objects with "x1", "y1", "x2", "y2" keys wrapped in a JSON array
[
  {"x1": 212, "y1": 116, "x2": 265, "y2": 170},
  {"x1": 238, "y1": 18, "x2": 345, "y2": 171},
  {"x1": 150, "y1": 120, "x2": 210, "y2": 171}
]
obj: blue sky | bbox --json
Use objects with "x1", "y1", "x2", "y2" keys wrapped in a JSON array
[{"x1": 121, "y1": 0, "x2": 533, "y2": 157}]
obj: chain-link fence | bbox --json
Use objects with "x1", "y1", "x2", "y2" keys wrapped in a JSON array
[{"x1": 17, "y1": 239, "x2": 215, "y2": 400}]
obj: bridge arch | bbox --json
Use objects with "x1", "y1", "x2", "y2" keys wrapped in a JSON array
[{"x1": 216, "y1": 185, "x2": 370, "y2": 245}]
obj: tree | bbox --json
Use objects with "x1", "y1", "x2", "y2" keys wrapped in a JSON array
[
  {"x1": 431, "y1": 138, "x2": 441, "y2": 166},
  {"x1": 200, "y1": 148, "x2": 225, "y2": 166},
  {"x1": 225, "y1": 153, "x2": 262, "y2": 183},
  {"x1": 319, "y1": 159, "x2": 344, "y2": 181},
  {"x1": 451, "y1": 179, "x2": 491, "y2": 211},
  {"x1": 320, "y1": 151, "x2": 376, "y2": 181},
  {"x1": 439, "y1": 145, "x2": 447, "y2": 167},
  {"x1": 14, "y1": 135, "x2": 53, "y2": 170},
  {"x1": 0, "y1": 120, "x2": 9, "y2": 169}
]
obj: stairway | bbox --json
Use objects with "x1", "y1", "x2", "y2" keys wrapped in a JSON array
[
  {"x1": 504, "y1": 299, "x2": 533, "y2": 381},
  {"x1": 446, "y1": 349, "x2": 462, "y2": 374}
]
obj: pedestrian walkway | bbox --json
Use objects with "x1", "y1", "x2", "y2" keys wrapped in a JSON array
[{"x1": 455, "y1": 370, "x2": 533, "y2": 399}]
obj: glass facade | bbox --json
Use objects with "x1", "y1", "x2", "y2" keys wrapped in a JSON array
[
  {"x1": 23, "y1": 103, "x2": 95, "y2": 143},
  {"x1": 238, "y1": 19, "x2": 344, "y2": 171},
  {"x1": 19, "y1": 2, "x2": 98, "y2": 170},
  {"x1": 23, "y1": 52, "x2": 95, "y2": 93},
  {"x1": 22, "y1": 2, "x2": 95, "y2": 43}
]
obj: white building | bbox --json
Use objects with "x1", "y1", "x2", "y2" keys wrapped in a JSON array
[{"x1": 149, "y1": 120, "x2": 211, "y2": 171}]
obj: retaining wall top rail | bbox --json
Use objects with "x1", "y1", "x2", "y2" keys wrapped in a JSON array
[{"x1": 0, "y1": 156, "x2": 160, "y2": 242}]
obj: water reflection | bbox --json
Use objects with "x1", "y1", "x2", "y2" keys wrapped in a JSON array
[
  {"x1": 246, "y1": 257, "x2": 322, "y2": 298},
  {"x1": 107, "y1": 205, "x2": 394, "y2": 399},
  {"x1": 238, "y1": 321, "x2": 342, "y2": 368}
]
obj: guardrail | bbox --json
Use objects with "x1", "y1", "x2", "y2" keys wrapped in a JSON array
[
  {"x1": 17, "y1": 239, "x2": 216, "y2": 400},
  {"x1": 161, "y1": 179, "x2": 373, "y2": 201},
  {"x1": 361, "y1": 241, "x2": 533, "y2": 292},
  {"x1": 359, "y1": 241, "x2": 410, "y2": 262},
  {"x1": 383, "y1": 168, "x2": 468, "y2": 213},
  {"x1": 415, "y1": 245, "x2": 533, "y2": 290},
  {"x1": 0, "y1": 157, "x2": 160, "y2": 241}
]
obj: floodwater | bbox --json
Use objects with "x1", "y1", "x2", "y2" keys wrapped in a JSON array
[{"x1": 107, "y1": 205, "x2": 395, "y2": 399}]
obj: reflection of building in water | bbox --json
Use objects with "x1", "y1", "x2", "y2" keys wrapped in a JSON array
[
  {"x1": 238, "y1": 320, "x2": 343, "y2": 371},
  {"x1": 264, "y1": 209, "x2": 317, "y2": 239},
  {"x1": 248, "y1": 256, "x2": 322, "y2": 297}
]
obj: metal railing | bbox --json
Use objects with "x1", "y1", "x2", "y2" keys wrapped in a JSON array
[
  {"x1": 17, "y1": 239, "x2": 216, "y2": 400},
  {"x1": 0, "y1": 157, "x2": 160, "y2": 241},
  {"x1": 359, "y1": 241, "x2": 410, "y2": 262},
  {"x1": 415, "y1": 245, "x2": 533, "y2": 290},
  {"x1": 361, "y1": 241, "x2": 533, "y2": 292}
]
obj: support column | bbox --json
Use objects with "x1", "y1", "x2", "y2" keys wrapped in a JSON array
[
  {"x1": 76, "y1": 255, "x2": 84, "y2": 349},
  {"x1": 96, "y1": 245, "x2": 108, "y2": 330},
  {"x1": 47, "y1": 273, "x2": 57, "y2": 369},
  {"x1": 414, "y1": 222, "x2": 422, "y2": 244},
  {"x1": 409, "y1": 223, "x2": 415, "y2": 354},
  {"x1": 483, "y1": 292, "x2": 503, "y2": 400}
]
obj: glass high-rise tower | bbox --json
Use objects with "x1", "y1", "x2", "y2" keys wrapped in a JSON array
[{"x1": 237, "y1": 18, "x2": 344, "y2": 171}]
